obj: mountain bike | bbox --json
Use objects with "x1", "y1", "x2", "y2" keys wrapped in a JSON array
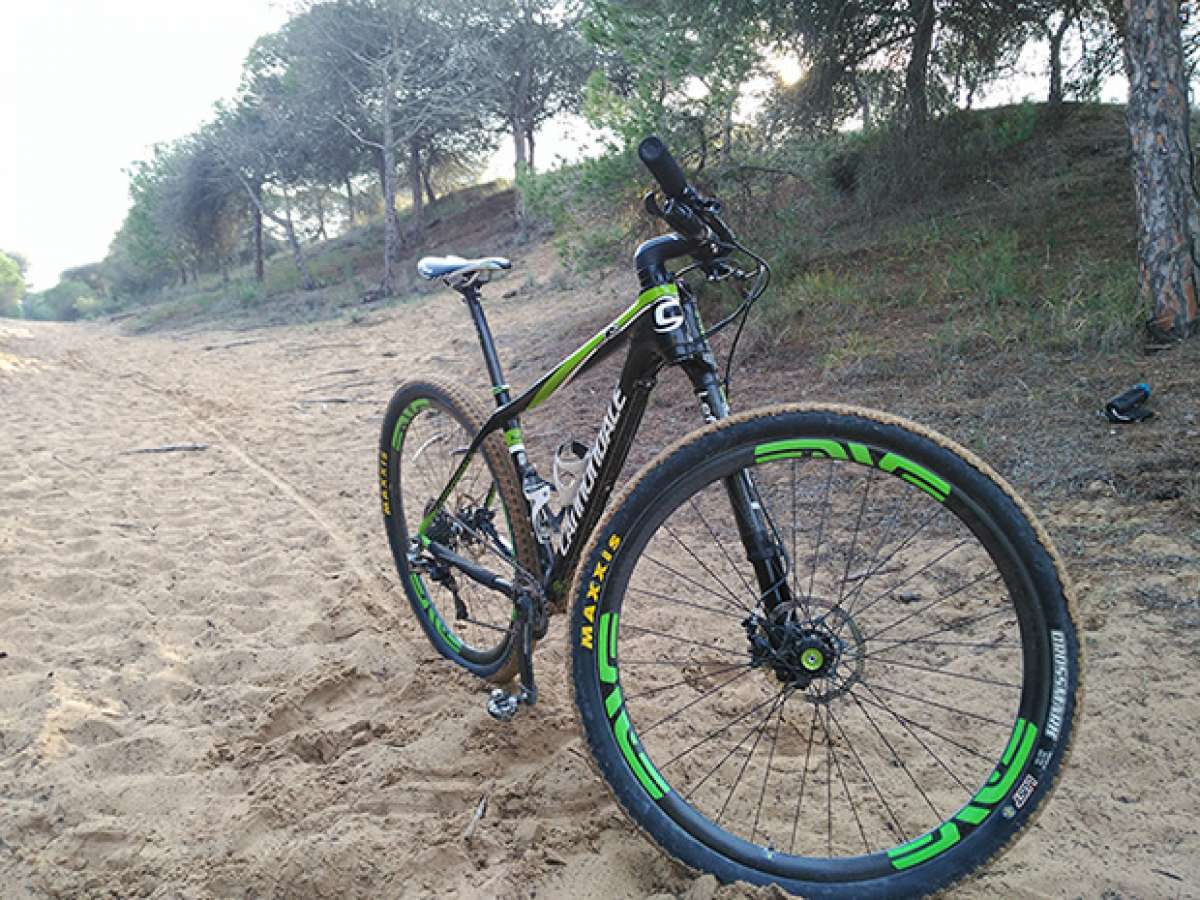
[{"x1": 378, "y1": 137, "x2": 1081, "y2": 898}]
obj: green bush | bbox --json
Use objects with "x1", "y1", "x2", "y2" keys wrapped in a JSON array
[{"x1": 22, "y1": 279, "x2": 104, "y2": 321}]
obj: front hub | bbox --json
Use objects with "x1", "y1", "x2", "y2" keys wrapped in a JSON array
[{"x1": 746, "y1": 602, "x2": 866, "y2": 702}]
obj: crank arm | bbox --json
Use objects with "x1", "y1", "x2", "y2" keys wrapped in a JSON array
[{"x1": 486, "y1": 591, "x2": 539, "y2": 723}]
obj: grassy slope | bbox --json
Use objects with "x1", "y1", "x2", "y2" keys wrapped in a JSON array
[{"x1": 121, "y1": 102, "x2": 1198, "y2": 532}]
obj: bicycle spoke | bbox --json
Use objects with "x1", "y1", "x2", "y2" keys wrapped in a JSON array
[
  {"x1": 625, "y1": 584, "x2": 744, "y2": 620},
  {"x1": 860, "y1": 655, "x2": 1020, "y2": 689},
  {"x1": 836, "y1": 467, "x2": 875, "y2": 608},
  {"x1": 861, "y1": 680, "x2": 1012, "y2": 729},
  {"x1": 751, "y1": 691, "x2": 788, "y2": 843},
  {"x1": 789, "y1": 704, "x2": 819, "y2": 855},
  {"x1": 642, "y1": 553, "x2": 754, "y2": 615},
  {"x1": 861, "y1": 606, "x2": 1014, "y2": 656},
  {"x1": 714, "y1": 690, "x2": 789, "y2": 825},
  {"x1": 807, "y1": 460, "x2": 836, "y2": 604},
  {"x1": 842, "y1": 531, "x2": 967, "y2": 625},
  {"x1": 687, "y1": 495, "x2": 761, "y2": 607},
  {"x1": 659, "y1": 690, "x2": 789, "y2": 770},
  {"x1": 855, "y1": 682, "x2": 972, "y2": 793},
  {"x1": 851, "y1": 685, "x2": 995, "y2": 766},
  {"x1": 826, "y1": 704, "x2": 873, "y2": 854},
  {"x1": 828, "y1": 703, "x2": 905, "y2": 848},
  {"x1": 862, "y1": 569, "x2": 1003, "y2": 644},
  {"x1": 620, "y1": 622, "x2": 747, "y2": 660},
  {"x1": 850, "y1": 690, "x2": 943, "y2": 822},
  {"x1": 640, "y1": 667, "x2": 759, "y2": 736},
  {"x1": 621, "y1": 662, "x2": 754, "y2": 705}
]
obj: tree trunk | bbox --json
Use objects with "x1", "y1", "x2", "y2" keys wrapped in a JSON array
[
  {"x1": 525, "y1": 126, "x2": 536, "y2": 173},
  {"x1": 180, "y1": 265, "x2": 188, "y2": 286},
  {"x1": 281, "y1": 192, "x2": 317, "y2": 291},
  {"x1": 379, "y1": 75, "x2": 401, "y2": 296},
  {"x1": 720, "y1": 98, "x2": 734, "y2": 165},
  {"x1": 422, "y1": 160, "x2": 436, "y2": 206},
  {"x1": 1048, "y1": 15, "x2": 1072, "y2": 105},
  {"x1": 409, "y1": 139, "x2": 424, "y2": 230},
  {"x1": 253, "y1": 185, "x2": 264, "y2": 283},
  {"x1": 315, "y1": 190, "x2": 328, "y2": 242},
  {"x1": 512, "y1": 115, "x2": 528, "y2": 177},
  {"x1": 1124, "y1": 0, "x2": 1199, "y2": 340},
  {"x1": 344, "y1": 175, "x2": 356, "y2": 225},
  {"x1": 905, "y1": 0, "x2": 937, "y2": 128},
  {"x1": 851, "y1": 75, "x2": 873, "y2": 129}
]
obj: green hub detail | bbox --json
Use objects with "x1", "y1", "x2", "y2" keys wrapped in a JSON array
[{"x1": 800, "y1": 647, "x2": 825, "y2": 672}]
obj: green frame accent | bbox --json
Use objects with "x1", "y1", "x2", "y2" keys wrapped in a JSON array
[{"x1": 527, "y1": 283, "x2": 679, "y2": 410}]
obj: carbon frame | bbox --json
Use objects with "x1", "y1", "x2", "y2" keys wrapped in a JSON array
[{"x1": 419, "y1": 280, "x2": 745, "y2": 607}]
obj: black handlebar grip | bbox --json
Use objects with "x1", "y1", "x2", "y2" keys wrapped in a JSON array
[{"x1": 639, "y1": 136, "x2": 689, "y2": 200}]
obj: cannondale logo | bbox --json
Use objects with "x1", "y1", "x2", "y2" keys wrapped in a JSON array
[
  {"x1": 654, "y1": 298, "x2": 685, "y2": 333},
  {"x1": 553, "y1": 388, "x2": 627, "y2": 556}
]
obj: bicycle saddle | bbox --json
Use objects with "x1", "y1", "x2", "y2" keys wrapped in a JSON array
[{"x1": 417, "y1": 255, "x2": 512, "y2": 281}]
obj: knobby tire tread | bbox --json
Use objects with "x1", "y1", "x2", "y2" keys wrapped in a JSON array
[{"x1": 567, "y1": 402, "x2": 1082, "y2": 899}]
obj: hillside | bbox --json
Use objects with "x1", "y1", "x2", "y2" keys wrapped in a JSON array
[{"x1": 2, "y1": 103, "x2": 1199, "y2": 898}]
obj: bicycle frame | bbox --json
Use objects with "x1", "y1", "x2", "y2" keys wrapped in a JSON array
[{"x1": 419, "y1": 253, "x2": 791, "y2": 612}]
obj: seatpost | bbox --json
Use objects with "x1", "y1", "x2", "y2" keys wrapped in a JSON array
[{"x1": 459, "y1": 283, "x2": 511, "y2": 409}]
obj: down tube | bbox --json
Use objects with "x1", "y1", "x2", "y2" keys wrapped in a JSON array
[{"x1": 546, "y1": 337, "x2": 662, "y2": 605}]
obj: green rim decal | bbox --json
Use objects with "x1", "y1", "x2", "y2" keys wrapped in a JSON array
[
  {"x1": 504, "y1": 427, "x2": 524, "y2": 448},
  {"x1": 888, "y1": 717, "x2": 1037, "y2": 870},
  {"x1": 392, "y1": 399, "x2": 430, "y2": 451},
  {"x1": 410, "y1": 572, "x2": 463, "y2": 652},
  {"x1": 527, "y1": 284, "x2": 679, "y2": 410},
  {"x1": 755, "y1": 439, "x2": 951, "y2": 503},
  {"x1": 598, "y1": 611, "x2": 618, "y2": 684},
  {"x1": 597, "y1": 612, "x2": 671, "y2": 801},
  {"x1": 889, "y1": 823, "x2": 961, "y2": 871}
]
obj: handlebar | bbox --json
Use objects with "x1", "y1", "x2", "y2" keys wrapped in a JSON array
[
  {"x1": 638, "y1": 134, "x2": 736, "y2": 249},
  {"x1": 638, "y1": 136, "x2": 689, "y2": 200}
]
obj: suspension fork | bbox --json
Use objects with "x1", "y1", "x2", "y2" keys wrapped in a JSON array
[{"x1": 662, "y1": 286, "x2": 791, "y2": 614}]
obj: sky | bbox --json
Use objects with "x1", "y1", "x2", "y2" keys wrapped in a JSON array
[
  {"x1": 1, "y1": 2, "x2": 1128, "y2": 291},
  {"x1": 1, "y1": 1, "x2": 289, "y2": 289}
]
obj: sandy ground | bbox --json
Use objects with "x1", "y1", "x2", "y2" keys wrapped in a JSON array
[{"x1": 1, "y1": 262, "x2": 1198, "y2": 899}]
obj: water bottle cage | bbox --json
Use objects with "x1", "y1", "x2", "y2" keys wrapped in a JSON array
[{"x1": 553, "y1": 440, "x2": 590, "y2": 497}]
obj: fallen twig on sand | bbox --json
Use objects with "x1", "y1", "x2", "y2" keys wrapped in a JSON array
[
  {"x1": 461, "y1": 794, "x2": 488, "y2": 840},
  {"x1": 296, "y1": 398, "x2": 377, "y2": 406},
  {"x1": 123, "y1": 443, "x2": 210, "y2": 455},
  {"x1": 314, "y1": 367, "x2": 364, "y2": 379},
  {"x1": 202, "y1": 339, "x2": 264, "y2": 352}
]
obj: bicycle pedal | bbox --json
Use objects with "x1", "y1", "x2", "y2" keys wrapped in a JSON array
[
  {"x1": 486, "y1": 688, "x2": 521, "y2": 722},
  {"x1": 486, "y1": 686, "x2": 535, "y2": 722}
]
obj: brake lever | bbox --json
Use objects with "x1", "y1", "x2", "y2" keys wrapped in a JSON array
[{"x1": 643, "y1": 190, "x2": 664, "y2": 219}]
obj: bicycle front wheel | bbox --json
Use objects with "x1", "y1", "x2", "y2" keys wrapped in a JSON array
[{"x1": 570, "y1": 405, "x2": 1080, "y2": 899}]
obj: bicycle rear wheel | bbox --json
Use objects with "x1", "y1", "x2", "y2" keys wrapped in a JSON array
[
  {"x1": 571, "y1": 405, "x2": 1080, "y2": 899},
  {"x1": 380, "y1": 378, "x2": 539, "y2": 683}
]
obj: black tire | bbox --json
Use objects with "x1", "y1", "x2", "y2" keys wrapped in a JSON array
[
  {"x1": 380, "y1": 378, "x2": 539, "y2": 683},
  {"x1": 571, "y1": 404, "x2": 1080, "y2": 899}
]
